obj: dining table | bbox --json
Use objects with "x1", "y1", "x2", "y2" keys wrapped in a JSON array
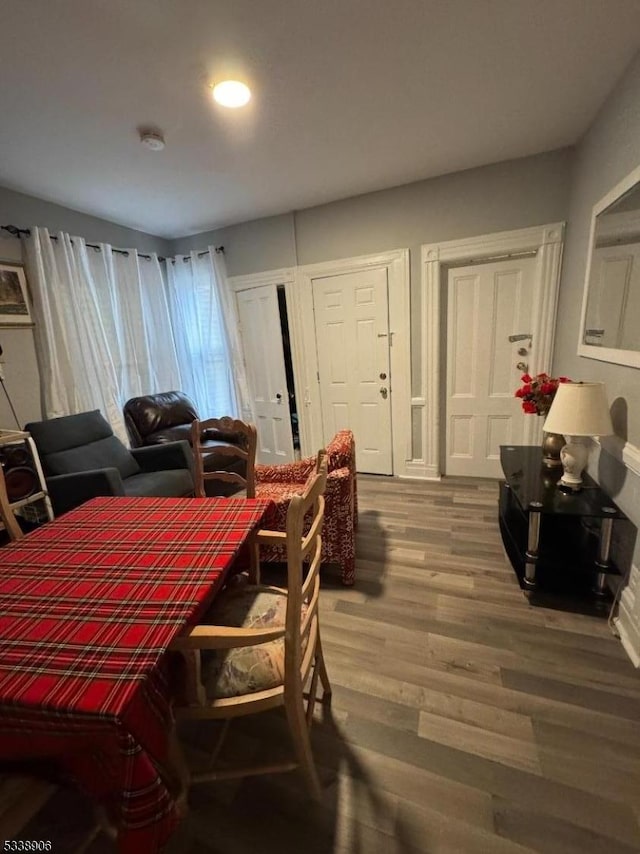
[{"x1": 0, "y1": 494, "x2": 272, "y2": 852}]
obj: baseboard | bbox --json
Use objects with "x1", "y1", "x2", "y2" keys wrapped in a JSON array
[
  {"x1": 614, "y1": 616, "x2": 640, "y2": 668},
  {"x1": 614, "y1": 564, "x2": 640, "y2": 668},
  {"x1": 402, "y1": 461, "x2": 441, "y2": 480},
  {"x1": 622, "y1": 441, "x2": 640, "y2": 477}
]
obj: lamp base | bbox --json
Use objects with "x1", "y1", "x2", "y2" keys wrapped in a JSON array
[
  {"x1": 558, "y1": 436, "x2": 591, "y2": 492},
  {"x1": 557, "y1": 479, "x2": 582, "y2": 494}
]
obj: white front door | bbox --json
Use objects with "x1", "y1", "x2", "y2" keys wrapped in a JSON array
[
  {"x1": 312, "y1": 268, "x2": 392, "y2": 475},
  {"x1": 445, "y1": 257, "x2": 536, "y2": 478},
  {"x1": 236, "y1": 285, "x2": 295, "y2": 465}
]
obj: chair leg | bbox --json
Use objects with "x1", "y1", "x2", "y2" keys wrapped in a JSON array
[
  {"x1": 341, "y1": 556, "x2": 355, "y2": 586},
  {"x1": 285, "y1": 692, "x2": 322, "y2": 801},
  {"x1": 315, "y1": 631, "x2": 332, "y2": 700},
  {"x1": 248, "y1": 535, "x2": 261, "y2": 585}
]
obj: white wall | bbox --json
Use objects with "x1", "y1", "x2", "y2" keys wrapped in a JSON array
[
  {"x1": 554, "y1": 52, "x2": 640, "y2": 443},
  {"x1": 0, "y1": 185, "x2": 171, "y2": 254},
  {"x1": 173, "y1": 213, "x2": 297, "y2": 273},
  {"x1": 0, "y1": 185, "x2": 172, "y2": 429},
  {"x1": 552, "y1": 51, "x2": 640, "y2": 663},
  {"x1": 176, "y1": 148, "x2": 573, "y2": 394},
  {"x1": 553, "y1": 50, "x2": 640, "y2": 521}
]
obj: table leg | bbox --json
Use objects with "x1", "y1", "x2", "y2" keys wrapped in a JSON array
[
  {"x1": 167, "y1": 724, "x2": 191, "y2": 819},
  {"x1": 524, "y1": 501, "x2": 543, "y2": 588},
  {"x1": 594, "y1": 508, "x2": 616, "y2": 597}
]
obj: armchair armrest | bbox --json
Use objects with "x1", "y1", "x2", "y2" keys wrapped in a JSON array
[
  {"x1": 46, "y1": 469, "x2": 124, "y2": 516},
  {"x1": 131, "y1": 440, "x2": 193, "y2": 473},
  {"x1": 169, "y1": 617, "x2": 286, "y2": 707},
  {"x1": 324, "y1": 464, "x2": 351, "y2": 494},
  {"x1": 255, "y1": 456, "x2": 315, "y2": 484},
  {"x1": 171, "y1": 622, "x2": 285, "y2": 651}
]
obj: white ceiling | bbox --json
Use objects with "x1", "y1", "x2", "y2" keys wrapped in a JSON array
[{"x1": 1, "y1": 1, "x2": 639, "y2": 239}]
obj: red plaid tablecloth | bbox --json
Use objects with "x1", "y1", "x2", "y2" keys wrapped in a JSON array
[{"x1": 0, "y1": 495, "x2": 271, "y2": 852}]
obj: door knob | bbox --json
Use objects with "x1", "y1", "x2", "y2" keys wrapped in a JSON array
[
  {"x1": 275, "y1": 393, "x2": 282, "y2": 402},
  {"x1": 380, "y1": 387, "x2": 388, "y2": 399},
  {"x1": 516, "y1": 361, "x2": 528, "y2": 372}
]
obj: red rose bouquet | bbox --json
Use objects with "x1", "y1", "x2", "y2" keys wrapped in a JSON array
[{"x1": 515, "y1": 373, "x2": 571, "y2": 415}]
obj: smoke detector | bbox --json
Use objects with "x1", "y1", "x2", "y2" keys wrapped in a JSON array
[{"x1": 139, "y1": 128, "x2": 165, "y2": 151}]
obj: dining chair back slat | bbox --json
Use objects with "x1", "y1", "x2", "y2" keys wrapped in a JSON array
[{"x1": 191, "y1": 417, "x2": 257, "y2": 498}]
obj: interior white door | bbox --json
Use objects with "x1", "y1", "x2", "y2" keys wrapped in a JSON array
[
  {"x1": 445, "y1": 257, "x2": 536, "y2": 478},
  {"x1": 236, "y1": 285, "x2": 294, "y2": 465},
  {"x1": 312, "y1": 268, "x2": 392, "y2": 475}
]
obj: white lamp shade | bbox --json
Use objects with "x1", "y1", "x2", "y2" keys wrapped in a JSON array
[{"x1": 543, "y1": 382, "x2": 613, "y2": 437}]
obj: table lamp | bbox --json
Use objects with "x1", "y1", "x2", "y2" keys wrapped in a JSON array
[{"x1": 543, "y1": 382, "x2": 613, "y2": 492}]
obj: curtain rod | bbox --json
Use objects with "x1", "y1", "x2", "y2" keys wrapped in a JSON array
[{"x1": 0, "y1": 224, "x2": 223, "y2": 262}]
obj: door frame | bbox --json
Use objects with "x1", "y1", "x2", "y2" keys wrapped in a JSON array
[
  {"x1": 292, "y1": 250, "x2": 410, "y2": 474},
  {"x1": 419, "y1": 223, "x2": 565, "y2": 480}
]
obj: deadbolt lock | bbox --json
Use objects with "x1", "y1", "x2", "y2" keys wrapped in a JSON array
[
  {"x1": 379, "y1": 372, "x2": 387, "y2": 380},
  {"x1": 517, "y1": 347, "x2": 528, "y2": 356}
]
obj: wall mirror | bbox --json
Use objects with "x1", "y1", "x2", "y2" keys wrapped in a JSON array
[{"x1": 578, "y1": 162, "x2": 640, "y2": 368}]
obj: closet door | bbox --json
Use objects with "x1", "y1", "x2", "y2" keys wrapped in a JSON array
[{"x1": 236, "y1": 285, "x2": 294, "y2": 465}]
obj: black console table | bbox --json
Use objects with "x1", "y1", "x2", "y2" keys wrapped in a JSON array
[{"x1": 499, "y1": 445, "x2": 626, "y2": 609}]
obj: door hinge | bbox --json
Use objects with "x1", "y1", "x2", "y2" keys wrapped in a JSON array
[{"x1": 316, "y1": 371, "x2": 320, "y2": 382}]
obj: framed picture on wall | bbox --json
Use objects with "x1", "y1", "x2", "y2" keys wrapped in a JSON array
[{"x1": 0, "y1": 262, "x2": 33, "y2": 326}]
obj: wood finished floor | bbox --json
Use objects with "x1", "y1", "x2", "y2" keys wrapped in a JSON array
[{"x1": 2, "y1": 474, "x2": 640, "y2": 853}]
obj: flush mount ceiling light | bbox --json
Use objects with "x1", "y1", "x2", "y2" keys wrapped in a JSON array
[
  {"x1": 212, "y1": 80, "x2": 251, "y2": 108},
  {"x1": 139, "y1": 128, "x2": 165, "y2": 151}
]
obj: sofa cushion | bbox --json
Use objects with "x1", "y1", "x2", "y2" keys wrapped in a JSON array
[
  {"x1": 148, "y1": 427, "x2": 245, "y2": 479},
  {"x1": 146, "y1": 425, "x2": 246, "y2": 455},
  {"x1": 27, "y1": 410, "x2": 114, "y2": 455},
  {"x1": 42, "y1": 436, "x2": 141, "y2": 479},
  {"x1": 122, "y1": 468, "x2": 193, "y2": 497},
  {"x1": 146, "y1": 425, "x2": 194, "y2": 445},
  {"x1": 200, "y1": 585, "x2": 307, "y2": 699},
  {"x1": 124, "y1": 391, "x2": 199, "y2": 444}
]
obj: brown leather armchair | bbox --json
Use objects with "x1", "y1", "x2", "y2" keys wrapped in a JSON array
[
  {"x1": 124, "y1": 391, "x2": 199, "y2": 448},
  {"x1": 123, "y1": 391, "x2": 247, "y2": 494}
]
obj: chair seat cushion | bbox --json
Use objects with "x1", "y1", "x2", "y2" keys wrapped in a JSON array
[
  {"x1": 122, "y1": 468, "x2": 193, "y2": 497},
  {"x1": 45, "y1": 436, "x2": 141, "y2": 479},
  {"x1": 201, "y1": 585, "x2": 306, "y2": 700},
  {"x1": 147, "y1": 425, "x2": 194, "y2": 445}
]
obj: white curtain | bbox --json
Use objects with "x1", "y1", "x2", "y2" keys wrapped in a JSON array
[
  {"x1": 166, "y1": 249, "x2": 251, "y2": 419},
  {"x1": 26, "y1": 228, "x2": 181, "y2": 443}
]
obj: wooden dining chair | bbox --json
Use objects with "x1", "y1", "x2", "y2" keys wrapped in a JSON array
[
  {"x1": 0, "y1": 465, "x2": 24, "y2": 542},
  {"x1": 170, "y1": 454, "x2": 331, "y2": 799},
  {"x1": 191, "y1": 416, "x2": 257, "y2": 499}
]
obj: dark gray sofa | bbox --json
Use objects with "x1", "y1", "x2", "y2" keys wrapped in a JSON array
[{"x1": 25, "y1": 410, "x2": 194, "y2": 516}]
